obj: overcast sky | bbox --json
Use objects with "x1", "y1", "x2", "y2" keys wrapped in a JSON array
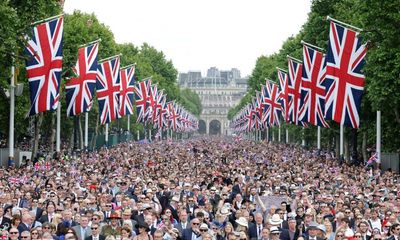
[{"x1": 64, "y1": 0, "x2": 311, "y2": 77}]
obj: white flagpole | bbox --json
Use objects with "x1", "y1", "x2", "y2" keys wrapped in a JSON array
[
  {"x1": 286, "y1": 129, "x2": 289, "y2": 143},
  {"x1": 376, "y1": 111, "x2": 381, "y2": 163},
  {"x1": 266, "y1": 127, "x2": 269, "y2": 142},
  {"x1": 105, "y1": 123, "x2": 109, "y2": 146},
  {"x1": 317, "y1": 126, "x2": 321, "y2": 150},
  {"x1": 8, "y1": 64, "x2": 15, "y2": 163},
  {"x1": 302, "y1": 127, "x2": 306, "y2": 147},
  {"x1": 56, "y1": 102, "x2": 61, "y2": 152},
  {"x1": 84, "y1": 112, "x2": 88, "y2": 149},
  {"x1": 149, "y1": 128, "x2": 152, "y2": 141},
  {"x1": 137, "y1": 129, "x2": 140, "y2": 141},
  {"x1": 278, "y1": 125, "x2": 281, "y2": 142},
  {"x1": 340, "y1": 124, "x2": 344, "y2": 159},
  {"x1": 127, "y1": 115, "x2": 130, "y2": 132}
]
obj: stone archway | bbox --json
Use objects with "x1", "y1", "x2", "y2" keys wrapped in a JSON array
[
  {"x1": 198, "y1": 120, "x2": 206, "y2": 134},
  {"x1": 209, "y1": 120, "x2": 221, "y2": 135}
]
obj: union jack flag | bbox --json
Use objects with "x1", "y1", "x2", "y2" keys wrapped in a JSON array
[
  {"x1": 65, "y1": 42, "x2": 99, "y2": 116},
  {"x1": 134, "y1": 78, "x2": 151, "y2": 123},
  {"x1": 8, "y1": 177, "x2": 20, "y2": 184},
  {"x1": 324, "y1": 21, "x2": 367, "y2": 128},
  {"x1": 298, "y1": 45, "x2": 329, "y2": 128},
  {"x1": 25, "y1": 16, "x2": 64, "y2": 116},
  {"x1": 287, "y1": 58, "x2": 306, "y2": 126},
  {"x1": 155, "y1": 94, "x2": 168, "y2": 129},
  {"x1": 262, "y1": 80, "x2": 281, "y2": 126},
  {"x1": 168, "y1": 101, "x2": 179, "y2": 131},
  {"x1": 96, "y1": 56, "x2": 121, "y2": 124},
  {"x1": 277, "y1": 68, "x2": 290, "y2": 122},
  {"x1": 119, "y1": 65, "x2": 135, "y2": 117}
]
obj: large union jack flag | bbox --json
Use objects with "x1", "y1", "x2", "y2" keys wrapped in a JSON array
[
  {"x1": 287, "y1": 58, "x2": 304, "y2": 125},
  {"x1": 262, "y1": 80, "x2": 281, "y2": 126},
  {"x1": 119, "y1": 65, "x2": 135, "y2": 117},
  {"x1": 134, "y1": 78, "x2": 152, "y2": 123},
  {"x1": 298, "y1": 45, "x2": 329, "y2": 128},
  {"x1": 25, "y1": 16, "x2": 63, "y2": 116},
  {"x1": 96, "y1": 56, "x2": 121, "y2": 124},
  {"x1": 65, "y1": 42, "x2": 99, "y2": 116},
  {"x1": 324, "y1": 21, "x2": 367, "y2": 128},
  {"x1": 277, "y1": 68, "x2": 289, "y2": 122}
]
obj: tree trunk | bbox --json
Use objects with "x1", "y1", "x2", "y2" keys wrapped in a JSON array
[
  {"x1": 91, "y1": 114, "x2": 99, "y2": 150},
  {"x1": 351, "y1": 129, "x2": 358, "y2": 165},
  {"x1": 79, "y1": 115, "x2": 84, "y2": 150},
  {"x1": 69, "y1": 128, "x2": 74, "y2": 153},
  {"x1": 344, "y1": 131, "x2": 350, "y2": 163},
  {"x1": 32, "y1": 113, "x2": 43, "y2": 160},
  {"x1": 49, "y1": 112, "x2": 56, "y2": 155},
  {"x1": 362, "y1": 131, "x2": 368, "y2": 164}
]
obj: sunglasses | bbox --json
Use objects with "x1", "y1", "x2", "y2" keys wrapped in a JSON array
[
  {"x1": 10, "y1": 232, "x2": 19, "y2": 234},
  {"x1": 43, "y1": 227, "x2": 51, "y2": 229},
  {"x1": 32, "y1": 232, "x2": 39, "y2": 235},
  {"x1": 21, "y1": 237, "x2": 29, "y2": 239},
  {"x1": 336, "y1": 235, "x2": 344, "y2": 237},
  {"x1": 192, "y1": 223, "x2": 200, "y2": 225},
  {"x1": 355, "y1": 236, "x2": 362, "y2": 238},
  {"x1": 91, "y1": 227, "x2": 98, "y2": 230},
  {"x1": 200, "y1": 229, "x2": 208, "y2": 232},
  {"x1": 272, "y1": 233, "x2": 280, "y2": 235}
]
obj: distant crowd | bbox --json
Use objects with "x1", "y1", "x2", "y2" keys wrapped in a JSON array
[{"x1": 0, "y1": 137, "x2": 399, "y2": 240}]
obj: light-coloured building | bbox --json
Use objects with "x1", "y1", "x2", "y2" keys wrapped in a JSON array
[{"x1": 179, "y1": 67, "x2": 248, "y2": 135}]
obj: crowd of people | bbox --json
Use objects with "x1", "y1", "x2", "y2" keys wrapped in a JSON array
[{"x1": 0, "y1": 137, "x2": 399, "y2": 240}]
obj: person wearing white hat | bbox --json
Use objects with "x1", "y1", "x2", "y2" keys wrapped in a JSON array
[
  {"x1": 269, "y1": 214, "x2": 283, "y2": 227},
  {"x1": 235, "y1": 217, "x2": 249, "y2": 232},
  {"x1": 270, "y1": 226, "x2": 281, "y2": 240}
]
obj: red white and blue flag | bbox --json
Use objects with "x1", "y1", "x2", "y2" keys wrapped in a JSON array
[
  {"x1": 168, "y1": 101, "x2": 179, "y2": 131},
  {"x1": 287, "y1": 58, "x2": 304, "y2": 125},
  {"x1": 134, "y1": 78, "x2": 151, "y2": 123},
  {"x1": 277, "y1": 68, "x2": 290, "y2": 123},
  {"x1": 119, "y1": 65, "x2": 135, "y2": 117},
  {"x1": 25, "y1": 16, "x2": 64, "y2": 116},
  {"x1": 65, "y1": 42, "x2": 99, "y2": 116},
  {"x1": 324, "y1": 21, "x2": 367, "y2": 128},
  {"x1": 96, "y1": 56, "x2": 121, "y2": 124},
  {"x1": 298, "y1": 45, "x2": 329, "y2": 128},
  {"x1": 262, "y1": 80, "x2": 281, "y2": 126}
]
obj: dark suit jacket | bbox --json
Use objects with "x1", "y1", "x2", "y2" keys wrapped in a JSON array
[
  {"x1": 304, "y1": 236, "x2": 324, "y2": 240},
  {"x1": 248, "y1": 223, "x2": 261, "y2": 240},
  {"x1": 17, "y1": 223, "x2": 31, "y2": 233},
  {"x1": 182, "y1": 228, "x2": 199, "y2": 240},
  {"x1": 38, "y1": 214, "x2": 54, "y2": 224},
  {"x1": 174, "y1": 221, "x2": 190, "y2": 235},
  {"x1": 281, "y1": 220, "x2": 289, "y2": 230},
  {"x1": 280, "y1": 229, "x2": 299, "y2": 240},
  {"x1": 85, "y1": 235, "x2": 106, "y2": 240}
]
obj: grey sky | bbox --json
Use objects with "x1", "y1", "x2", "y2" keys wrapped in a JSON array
[{"x1": 64, "y1": 0, "x2": 311, "y2": 77}]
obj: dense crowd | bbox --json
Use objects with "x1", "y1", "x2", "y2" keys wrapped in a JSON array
[{"x1": 0, "y1": 138, "x2": 399, "y2": 240}]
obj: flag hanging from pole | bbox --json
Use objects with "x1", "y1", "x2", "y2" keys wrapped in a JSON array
[
  {"x1": 324, "y1": 21, "x2": 367, "y2": 128},
  {"x1": 287, "y1": 58, "x2": 305, "y2": 125},
  {"x1": 298, "y1": 44, "x2": 329, "y2": 128},
  {"x1": 277, "y1": 68, "x2": 290, "y2": 123},
  {"x1": 65, "y1": 42, "x2": 99, "y2": 116},
  {"x1": 96, "y1": 56, "x2": 121, "y2": 124},
  {"x1": 262, "y1": 80, "x2": 281, "y2": 126},
  {"x1": 134, "y1": 79, "x2": 151, "y2": 123},
  {"x1": 25, "y1": 16, "x2": 64, "y2": 116},
  {"x1": 119, "y1": 65, "x2": 135, "y2": 117}
]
